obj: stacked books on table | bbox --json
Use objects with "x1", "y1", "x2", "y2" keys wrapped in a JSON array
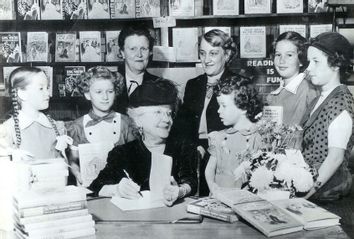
[
  {"x1": 212, "y1": 189, "x2": 341, "y2": 237},
  {"x1": 13, "y1": 185, "x2": 96, "y2": 239}
]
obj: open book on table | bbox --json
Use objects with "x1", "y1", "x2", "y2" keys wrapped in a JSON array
[{"x1": 214, "y1": 189, "x2": 340, "y2": 237}]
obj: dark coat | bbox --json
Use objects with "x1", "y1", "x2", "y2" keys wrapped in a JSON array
[
  {"x1": 88, "y1": 137, "x2": 198, "y2": 196},
  {"x1": 114, "y1": 68, "x2": 159, "y2": 114}
]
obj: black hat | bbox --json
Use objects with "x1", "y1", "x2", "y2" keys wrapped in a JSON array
[
  {"x1": 308, "y1": 32, "x2": 353, "y2": 60},
  {"x1": 129, "y1": 78, "x2": 178, "y2": 108}
]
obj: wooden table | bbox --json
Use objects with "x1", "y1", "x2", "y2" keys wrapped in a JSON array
[{"x1": 88, "y1": 198, "x2": 350, "y2": 239}]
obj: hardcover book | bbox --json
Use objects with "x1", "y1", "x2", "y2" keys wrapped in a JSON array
[
  {"x1": 187, "y1": 197, "x2": 238, "y2": 222},
  {"x1": 309, "y1": 24, "x2": 332, "y2": 38},
  {"x1": 0, "y1": 32, "x2": 22, "y2": 63},
  {"x1": 40, "y1": 0, "x2": 63, "y2": 20},
  {"x1": 87, "y1": 0, "x2": 110, "y2": 19},
  {"x1": 62, "y1": 0, "x2": 87, "y2": 19},
  {"x1": 110, "y1": 0, "x2": 135, "y2": 18},
  {"x1": 0, "y1": 1, "x2": 15, "y2": 20},
  {"x1": 244, "y1": 0, "x2": 271, "y2": 14},
  {"x1": 55, "y1": 32, "x2": 76, "y2": 62},
  {"x1": 279, "y1": 25, "x2": 306, "y2": 38},
  {"x1": 169, "y1": 0, "x2": 194, "y2": 17},
  {"x1": 64, "y1": 66, "x2": 85, "y2": 96},
  {"x1": 26, "y1": 32, "x2": 49, "y2": 62},
  {"x1": 212, "y1": 0, "x2": 238, "y2": 15},
  {"x1": 79, "y1": 31, "x2": 101, "y2": 62},
  {"x1": 135, "y1": 0, "x2": 160, "y2": 18},
  {"x1": 277, "y1": 0, "x2": 303, "y2": 13},
  {"x1": 172, "y1": 27, "x2": 199, "y2": 62},
  {"x1": 105, "y1": 30, "x2": 122, "y2": 62},
  {"x1": 17, "y1": 0, "x2": 40, "y2": 20},
  {"x1": 240, "y1": 26, "x2": 266, "y2": 58}
]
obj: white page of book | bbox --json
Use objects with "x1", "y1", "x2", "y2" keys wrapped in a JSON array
[
  {"x1": 78, "y1": 142, "x2": 114, "y2": 187},
  {"x1": 110, "y1": 191, "x2": 165, "y2": 211},
  {"x1": 262, "y1": 106, "x2": 283, "y2": 125},
  {"x1": 149, "y1": 153, "x2": 172, "y2": 199}
]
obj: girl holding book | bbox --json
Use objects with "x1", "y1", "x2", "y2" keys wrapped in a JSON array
[
  {"x1": 205, "y1": 75, "x2": 263, "y2": 195},
  {"x1": 0, "y1": 66, "x2": 71, "y2": 160},
  {"x1": 66, "y1": 66, "x2": 135, "y2": 184},
  {"x1": 267, "y1": 31, "x2": 318, "y2": 126}
]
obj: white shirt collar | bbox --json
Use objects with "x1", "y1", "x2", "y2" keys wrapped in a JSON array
[
  {"x1": 270, "y1": 73, "x2": 304, "y2": 95},
  {"x1": 17, "y1": 111, "x2": 52, "y2": 130}
]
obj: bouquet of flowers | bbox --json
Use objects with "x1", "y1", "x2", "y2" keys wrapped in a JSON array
[{"x1": 234, "y1": 120, "x2": 317, "y2": 199}]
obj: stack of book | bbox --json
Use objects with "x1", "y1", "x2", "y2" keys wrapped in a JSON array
[{"x1": 13, "y1": 186, "x2": 96, "y2": 239}]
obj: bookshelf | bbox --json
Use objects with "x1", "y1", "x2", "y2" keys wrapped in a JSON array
[{"x1": 0, "y1": 0, "x2": 348, "y2": 122}]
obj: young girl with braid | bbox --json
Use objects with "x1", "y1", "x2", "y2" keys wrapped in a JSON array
[{"x1": 0, "y1": 66, "x2": 72, "y2": 160}]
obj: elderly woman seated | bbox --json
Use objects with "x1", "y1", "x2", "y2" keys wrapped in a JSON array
[{"x1": 89, "y1": 78, "x2": 198, "y2": 206}]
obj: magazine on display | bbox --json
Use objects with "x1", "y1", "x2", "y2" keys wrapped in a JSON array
[
  {"x1": 79, "y1": 31, "x2": 101, "y2": 62},
  {"x1": 62, "y1": 0, "x2": 88, "y2": 19},
  {"x1": 0, "y1": 1, "x2": 15, "y2": 20},
  {"x1": 240, "y1": 26, "x2": 266, "y2": 58},
  {"x1": 169, "y1": 0, "x2": 194, "y2": 17},
  {"x1": 276, "y1": 0, "x2": 303, "y2": 13},
  {"x1": 17, "y1": 0, "x2": 41, "y2": 20},
  {"x1": 309, "y1": 24, "x2": 332, "y2": 38},
  {"x1": 105, "y1": 30, "x2": 122, "y2": 62},
  {"x1": 172, "y1": 27, "x2": 199, "y2": 62},
  {"x1": 55, "y1": 32, "x2": 76, "y2": 62},
  {"x1": 64, "y1": 66, "x2": 85, "y2": 97},
  {"x1": 87, "y1": 0, "x2": 110, "y2": 19},
  {"x1": 0, "y1": 32, "x2": 22, "y2": 63},
  {"x1": 110, "y1": 0, "x2": 135, "y2": 18},
  {"x1": 212, "y1": 0, "x2": 238, "y2": 15},
  {"x1": 135, "y1": 0, "x2": 160, "y2": 17},
  {"x1": 279, "y1": 25, "x2": 306, "y2": 38},
  {"x1": 40, "y1": 0, "x2": 63, "y2": 20},
  {"x1": 308, "y1": 0, "x2": 328, "y2": 13},
  {"x1": 26, "y1": 32, "x2": 49, "y2": 62},
  {"x1": 244, "y1": 0, "x2": 271, "y2": 14}
]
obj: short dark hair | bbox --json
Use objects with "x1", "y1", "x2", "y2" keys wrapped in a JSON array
[
  {"x1": 273, "y1": 31, "x2": 307, "y2": 71},
  {"x1": 215, "y1": 75, "x2": 263, "y2": 123},
  {"x1": 118, "y1": 24, "x2": 155, "y2": 51}
]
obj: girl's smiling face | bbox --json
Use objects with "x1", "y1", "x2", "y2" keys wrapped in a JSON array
[
  {"x1": 84, "y1": 79, "x2": 115, "y2": 116},
  {"x1": 273, "y1": 40, "x2": 301, "y2": 80}
]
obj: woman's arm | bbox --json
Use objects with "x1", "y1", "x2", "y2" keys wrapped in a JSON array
[{"x1": 305, "y1": 147, "x2": 345, "y2": 199}]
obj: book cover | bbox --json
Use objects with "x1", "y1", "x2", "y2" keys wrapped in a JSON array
[
  {"x1": 110, "y1": 0, "x2": 135, "y2": 18},
  {"x1": 279, "y1": 25, "x2": 306, "y2": 38},
  {"x1": 87, "y1": 0, "x2": 110, "y2": 19},
  {"x1": 212, "y1": 0, "x2": 238, "y2": 15},
  {"x1": 172, "y1": 27, "x2": 199, "y2": 62},
  {"x1": 55, "y1": 32, "x2": 76, "y2": 62},
  {"x1": 0, "y1": 32, "x2": 22, "y2": 63},
  {"x1": 40, "y1": 0, "x2": 63, "y2": 20},
  {"x1": 308, "y1": 0, "x2": 328, "y2": 13},
  {"x1": 135, "y1": 0, "x2": 160, "y2": 18},
  {"x1": 18, "y1": 209, "x2": 89, "y2": 225},
  {"x1": 187, "y1": 197, "x2": 238, "y2": 222},
  {"x1": 17, "y1": 0, "x2": 41, "y2": 20},
  {"x1": 79, "y1": 31, "x2": 101, "y2": 62},
  {"x1": 105, "y1": 30, "x2": 122, "y2": 62},
  {"x1": 26, "y1": 32, "x2": 49, "y2": 62},
  {"x1": 240, "y1": 26, "x2": 266, "y2": 58},
  {"x1": 0, "y1": 1, "x2": 15, "y2": 20},
  {"x1": 309, "y1": 24, "x2": 332, "y2": 38},
  {"x1": 169, "y1": 0, "x2": 194, "y2": 17},
  {"x1": 262, "y1": 106, "x2": 283, "y2": 125},
  {"x1": 204, "y1": 26, "x2": 231, "y2": 36},
  {"x1": 277, "y1": 0, "x2": 303, "y2": 13},
  {"x1": 244, "y1": 0, "x2": 271, "y2": 14},
  {"x1": 273, "y1": 198, "x2": 340, "y2": 230},
  {"x1": 62, "y1": 0, "x2": 88, "y2": 19},
  {"x1": 64, "y1": 66, "x2": 85, "y2": 96}
]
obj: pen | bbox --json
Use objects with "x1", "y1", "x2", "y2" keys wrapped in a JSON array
[{"x1": 123, "y1": 169, "x2": 143, "y2": 197}]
